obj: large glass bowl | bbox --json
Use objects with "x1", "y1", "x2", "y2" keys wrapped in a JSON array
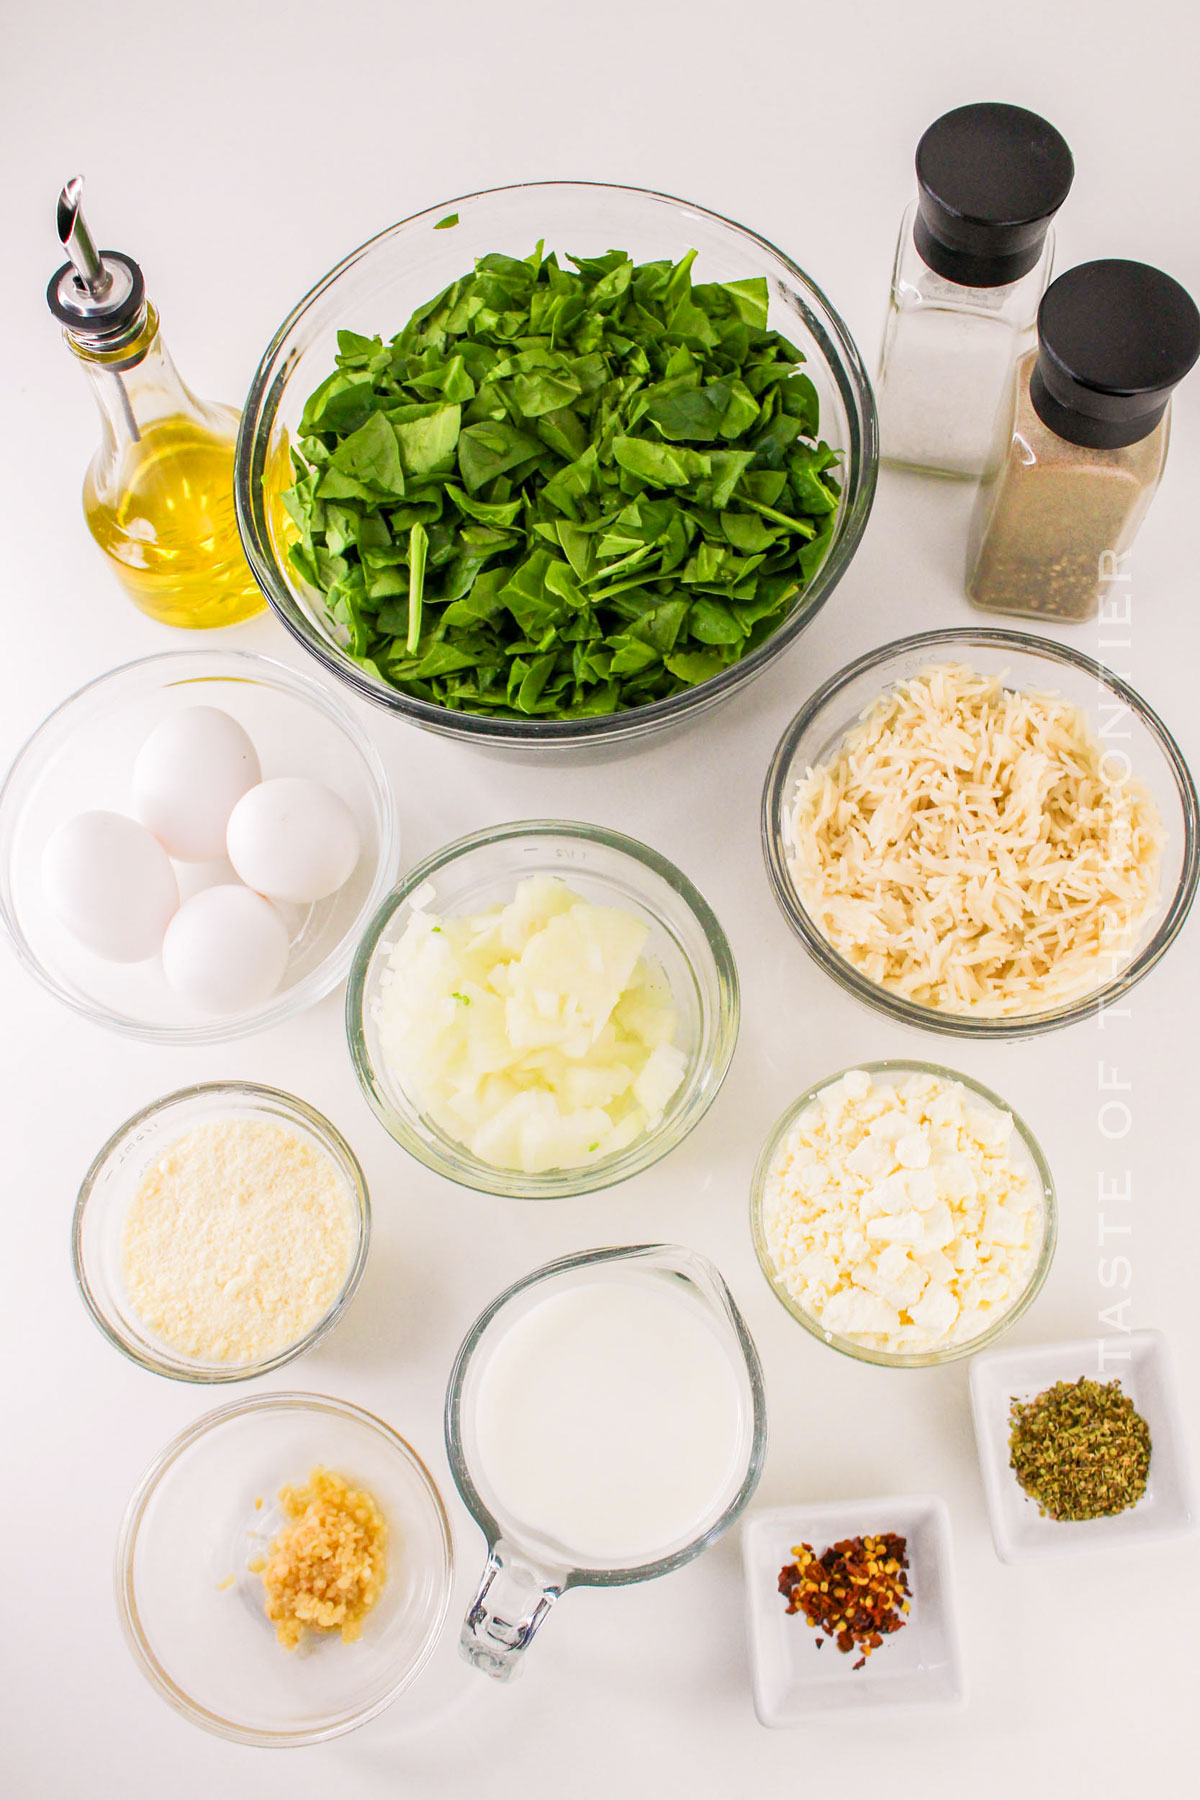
[
  {"x1": 0, "y1": 650, "x2": 398, "y2": 1043},
  {"x1": 73, "y1": 1082, "x2": 370, "y2": 1383},
  {"x1": 235, "y1": 181, "x2": 877, "y2": 754},
  {"x1": 347, "y1": 820, "x2": 739, "y2": 1198},
  {"x1": 116, "y1": 1392, "x2": 453, "y2": 1745},
  {"x1": 763, "y1": 629, "x2": 1199, "y2": 1037},
  {"x1": 749, "y1": 1060, "x2": 1057, "y2": 1368}
]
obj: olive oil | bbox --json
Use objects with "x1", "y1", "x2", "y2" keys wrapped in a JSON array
[
  {"x1": 49, "y1": 178, "x2": 266, "y2": 630},
  {"x1": 83, "y1": 412, "x2": 264, "y2": 629}
]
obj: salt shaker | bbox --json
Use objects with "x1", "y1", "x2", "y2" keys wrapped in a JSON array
[
  {"x1": 877, "y1": 103, "x2": 1074, "y2": 478},
  {"x1": 966, "y1": 260, "x2": 1200, "y2": 623}
]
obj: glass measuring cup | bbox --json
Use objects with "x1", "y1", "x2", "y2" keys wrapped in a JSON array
[{"x1": 445, "y1": 1244, "x2": 767, "y2": 1680}]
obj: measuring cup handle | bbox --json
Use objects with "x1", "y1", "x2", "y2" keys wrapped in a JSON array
[{"x1": 460, "y1": 1539, "x2": 564, "y2": 1681}]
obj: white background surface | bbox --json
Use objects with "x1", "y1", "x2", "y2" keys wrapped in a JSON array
[{"x1": 3, "y1": 2, "x2": 1197, "y2": 1793}]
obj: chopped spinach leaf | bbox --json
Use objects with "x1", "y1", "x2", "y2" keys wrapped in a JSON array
[{"x1": 285, "y1": 245, "x2": 840, "y2": 719}]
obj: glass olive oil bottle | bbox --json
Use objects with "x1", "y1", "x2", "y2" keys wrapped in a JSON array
[{"x1": 47, "y1": 178, "x2": 265, "y2": 629}]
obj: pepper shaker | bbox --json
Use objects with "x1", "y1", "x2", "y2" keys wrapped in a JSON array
[
  {"x1": 877, "y1": 103, "x2": 1074, "y2": 479},
  {"x1": 966, "y1": 260, "x2": 1200, "y2": 623}
]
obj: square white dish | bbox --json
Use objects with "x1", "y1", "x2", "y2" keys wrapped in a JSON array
[
  {"x1": 741, "y1": 1495, "x2": 965, "y2": 1726},
  {"x1": 969, "y1": 1329, "x2": 1197, "y2": 1562}
]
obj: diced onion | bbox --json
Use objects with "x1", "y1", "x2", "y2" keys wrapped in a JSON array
[{"x1": 374, "y1": 875, "x2": 687, "y2": 1173}]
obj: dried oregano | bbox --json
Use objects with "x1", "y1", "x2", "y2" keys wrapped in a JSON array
[{"x1": 1008, "y1": 1376, "x2": 1151, "y2": 1521}]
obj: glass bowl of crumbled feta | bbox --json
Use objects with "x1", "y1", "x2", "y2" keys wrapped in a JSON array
[
  {"x1": 762, "y1": 629, "x2": 1198, "y2": 1037},
  {"x1": 749, "y1": 1063, "x2": 1056, "y2": 1367},
  {"x1": 73, "y1": 1081, "x2": 371, "y2": 1382},
  {"x1": 347, "y1": 820, "x2": 739, "y2": 1198}
]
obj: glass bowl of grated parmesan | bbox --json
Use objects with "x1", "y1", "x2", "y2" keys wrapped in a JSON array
[
  {"x1": 73, "y1": 1082, "x2": 370, "y2": 1382},
  {"x1": 762, "y1": 629, "x2": 1198, "y2": 1036}
]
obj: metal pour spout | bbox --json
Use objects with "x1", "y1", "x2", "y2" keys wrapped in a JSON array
[
  {"x1": 48, "y1": 177, "x2": 147, "y2": 442},
  {"x1": 48, "y1": 175, "x2": 144, "y2": 342},
  {"x1": 57, "y1": 176, "x2": 113, "y2": 301}
]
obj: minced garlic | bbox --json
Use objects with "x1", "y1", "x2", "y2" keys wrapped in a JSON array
[{"x1": 259, "y1": 1466, "x2": 387, "y2": 1650}]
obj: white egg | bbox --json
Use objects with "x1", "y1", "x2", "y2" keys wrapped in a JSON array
[
  {"x1": 226, "y1": 777, "x2": 361, "y2": 904},
  {"x1": 132, "y1": 706, "x2": 261, "y2": 861},
  {"x1": 161, "y1": 885, "x2": 290, "y2": 1014},
  {"x1": 42, "y1": 811, "x2": 179, "y2": 962}
]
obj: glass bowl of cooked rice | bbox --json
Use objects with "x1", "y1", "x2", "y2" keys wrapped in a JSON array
[{"x1": 762, "y1": 629, "x2": 1199, "y2": 1038}]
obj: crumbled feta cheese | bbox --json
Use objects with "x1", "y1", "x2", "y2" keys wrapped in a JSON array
[
  {"x1": 911, "y1": 1283, "x2": 959, "y2": 1337},
  {"x1": 871, "y1": 1171, "x2": 915, "y2": 1215},
  {"x1": 823, "y1": 1287, "x2": 901, "y2": 1338},
  {"x1": 760, "y1": 1069, "x2": 1043, "y2": 1353},
  {"x1": 867, "y1": 1208, "x2": 925, "y2": 1244},
  {"x1": 896, "y1": 1130, "x2": 931, "y2": 1170}
]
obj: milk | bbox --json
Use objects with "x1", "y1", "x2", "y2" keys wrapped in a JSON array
[{"x1": 472, "y1": 1276, "x2": 748, "y2": 1568}]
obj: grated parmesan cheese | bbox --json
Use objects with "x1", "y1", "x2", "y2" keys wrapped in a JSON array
[
  {"x1": 785, "y1": 663, "x2": 1163, "y2": 1016},
  {"x1": 122, "y1": 1119, "x2": 357, "y2": 1364}
]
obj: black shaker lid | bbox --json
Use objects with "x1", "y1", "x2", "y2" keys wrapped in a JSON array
[
  {"x1": 913, "y1": 103, "x2": 1074, "y2": 289},
  {"x1": 1030, "y1": 260, "x2": 1200, "y2": 449}
]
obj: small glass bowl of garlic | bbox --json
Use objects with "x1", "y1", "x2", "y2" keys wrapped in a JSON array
[
  {"x1": 347, "y1": 821, "x2": 740, "y2": 1198},
  {"x1": 0, "y1": 651, "x2": 398, "y2": 1043}
]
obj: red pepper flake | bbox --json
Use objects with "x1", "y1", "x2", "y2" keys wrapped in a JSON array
[{"x1": 777, "y1": 1533, "x2": 910, "y2": 1668}]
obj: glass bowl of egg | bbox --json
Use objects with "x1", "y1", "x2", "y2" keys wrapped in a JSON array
[
  {"x1": 347, "y1": 820, "x2": 740, "y2": 1198},
  {"x1": 73, "y1": 1081, "x2": 371, "y2": 1382},
  {"x1": 749, "y1": 1061, "x2": 1056, "y2": 1368},
  {"x1": 0, "y1": 650, "x2": 398, "y2": 1042}
]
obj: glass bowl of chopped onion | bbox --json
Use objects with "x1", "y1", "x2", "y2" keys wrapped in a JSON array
[
  {"x1": 73, "y1": 1082, "x2": 371, "y2": 1382},
  {"x1": 749, "y1": 1061, "x2": 1057, "y2": 1368},
  {"x1": 762, "y1": 629, "x2": 1199, "y2": 1037},
  {"x1": 116, "y1": 1392, "x2": 453, "y2": 1744},
  {"x1": 346, "y1": 820, "x2": 739, "y2": 1198},
  {"x1": 235, "y1": 181, "x2": 877, "y2": 756}
]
